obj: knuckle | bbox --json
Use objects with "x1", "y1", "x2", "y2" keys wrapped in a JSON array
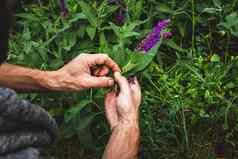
[
  {"x1": 102, "y1": 54, "x2": 109, "y2": 59},
  {"x1": 80, "y1": 53, "x2": 88, "y2": 57},
  {"x1": 77, "y1": 80, "x2": 88, "y2": 89},
  {"x1": 101, "y1": 78, "x2": 109, "y2": 85}
]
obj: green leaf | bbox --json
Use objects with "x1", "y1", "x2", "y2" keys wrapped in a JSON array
[
  {"x1": 122, "y1": 40, "x2": 163, "y2": 76},
  {"x1": 76, "y1": 128, "x2": 94, "y2": 149},
  {"x1": 212, "y1": 0, "x2": 222, "y2": 8},
  {"x1": 133, "y1": 0, "x2": 143, "y2": 19},
  {"x1": 15, "y1": 13, "x2": 39, "y2": 22},
  {"x1": 38, "y1": 43, "x2": 48, "y2": 61},
  {"x1": 166, "y1": 40, "x2": 187, "y2": 52},
  {"x1": 69, "y1": 13, "x2": 87, "y2": 23},
  {"x1": 48, "y1": 59, "x2": 64, "y2": 69},
  {"x1": 99, "y1": 32, "x2": 108, "y2": 49},
  {"x1": 86, "y1": 26, "x2": 97, "y2": 40},
  {"x1": 202, "y1": 8, "x2": 222, "y2": 14},
  {"x1": 109, "y1": 22, "x2": 121, "y2": 37},
  {"x1": 210, "y1": 54, "x2": 220, "y2": 62},
  {"x1": 156, "y1": 3, "x2": 173, "y2": 14},
  {"x1": 64, "y1": 100, "x2": 92, "y2": 123},
  {"x1": 231, "y1": 31, "x2": 238, "y2": 37},
  {"x1": 62, "y1": 33, "x2": 77, "y2": 51},
  {"x1": 79, "y1": 1, "x2": 98, "y2": 27},
  {"x1": 225, "y1": 13, "x2": 238, "y2": 27},
  {"x1": 76, "y1": 113, "x2": 97, "y2": 131},
  {"x1": 122, "y1": 60, "x2": 138, "y2": 73}
]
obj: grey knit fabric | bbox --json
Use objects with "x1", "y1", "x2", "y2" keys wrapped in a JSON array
[{"x1": 0, "y1": 87, "x2": 58, "y2": 159}]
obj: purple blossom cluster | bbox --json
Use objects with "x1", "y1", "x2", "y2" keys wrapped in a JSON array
[
  {"x1": 136, "y1": 19, "x2": 171, "y2": 53},
  {"x1": 115, "y1": 9, "x2": 125, "y2": 24},
  {"x1": 59, "y1": 0, "x2": 69, "y2": 17},
  {"x1": 108, "y1": 0, "x2": 125, "y2": 25}
]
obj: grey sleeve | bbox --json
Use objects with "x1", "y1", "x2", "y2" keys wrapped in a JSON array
[{"x1": 0, "y1": 87, "x2": 59, "y2": 159}]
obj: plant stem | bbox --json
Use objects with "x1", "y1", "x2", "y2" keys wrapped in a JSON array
[
  {"x1": 225, "y1": 34, "x2": 230, "y2": 63},
  {"x1": 177, "y1": 98, "x2": 189, "y2": 151},
  {"x1": 182, "y1": 104, "x2": 189, "y2": 151}
]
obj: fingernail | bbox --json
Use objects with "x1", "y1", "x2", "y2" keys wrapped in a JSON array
[{"x1": 108, "y1": 79, "x2": 114, "y2": 86}]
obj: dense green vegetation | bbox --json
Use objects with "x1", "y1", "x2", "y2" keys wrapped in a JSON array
[{"x1": 10, "y1": 0, "x2": 238, "y2": 158}]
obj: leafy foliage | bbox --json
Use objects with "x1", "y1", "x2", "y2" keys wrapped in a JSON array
[{"x1": 9, "y1": 0, "x2": 238, "y2": 158}]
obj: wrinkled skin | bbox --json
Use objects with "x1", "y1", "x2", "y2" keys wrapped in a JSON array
[
  {"x1": 0, "y1": 53, "x2": 121, "y2": 91},
  {"x1": 51, "y1": 53, "x2": 121, "y2": 91},
  {"x1": 103, "y1": 72, "x2": 141, "y2": 159}
]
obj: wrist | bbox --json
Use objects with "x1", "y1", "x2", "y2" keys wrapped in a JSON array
[
  {"x1": 36, "y1": 70, "x2": 60, "y2": 91},
  {"x1": 113, "y1": 120, "x2": 140, "y2": 138},
  {"x1": 121, "y1": 114, "x2": 139, "y2": 125},
  {"x1": 117, "y1": 118, "x2": 139, "y2": 130}
]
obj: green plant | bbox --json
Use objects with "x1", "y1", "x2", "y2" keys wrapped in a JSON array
[{"x1": 9, "y1": 0, "x2": 238, "y2": 158}]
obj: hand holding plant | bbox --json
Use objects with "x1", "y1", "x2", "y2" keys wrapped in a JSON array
[
  {"x1": 43, "y1": 53, "x2": 121, "y2": 91},
  {"x1": 103, "y1": 72, "x2": 141, "y2": 159},
  {"x1": 105, "y1": 72, "x2": 141, "y2": 129}
]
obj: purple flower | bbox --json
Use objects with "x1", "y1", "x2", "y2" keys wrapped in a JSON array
[
  {"x1": 58, "y1": 0, "x2": 69, "y2": 17},
  {"x1": 163, "y1": 32, "x2": 173, "y2": 39},
  {"x1": 115, "y1": 9, "x2": 125, "y2": 25},
  {"x1": 108, "y1": 0, "x2": 125, "y2": 25},
  {"x1": 136, "y1": 19, "x2": 171, "y2": 52}
]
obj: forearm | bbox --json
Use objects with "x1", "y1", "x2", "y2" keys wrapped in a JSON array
[
  {"x1": 0, "y1": 63, "x2": 53, "y2": 91},
  {"x1": 102, "y1": 120, "x2": 140, "y2": 159}
]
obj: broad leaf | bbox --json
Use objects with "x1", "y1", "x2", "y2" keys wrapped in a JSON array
[
  {"x1": 79, "y1": 1, "x2": 98, "y2": 27},
  {"x1": 86, "y1": 26, "x2": 97, "y2": 40},
  {"x1": 122, "y1": 40, "x2": 163, "y2": 76},
  {"x1": 64, "y1": 100, "x2": 92, "y2": 123},
  {"x1": 76, "y1": 113, "x2": 97, "y2": 131}
]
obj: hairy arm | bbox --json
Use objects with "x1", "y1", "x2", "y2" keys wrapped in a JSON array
[
  {"x1": 0, "y1": 63, "x2": 52, "y2": 91},
  {"x1": 102, "y1": 121, "x2": 140, "y2": 159},
  {"x1": 0, "y1": 54, "x2": 120, "y2": 91},
  {"x1": 103, "y1": 73, "x2": 141, "y2": 159}
]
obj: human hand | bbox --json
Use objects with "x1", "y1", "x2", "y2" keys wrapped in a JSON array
[
  {"x1": 105, "y1": 72, "x2": 141, "y2": 129},
  {"x1": 45, "y1": 53, "x2": 120, "y2": 91}
]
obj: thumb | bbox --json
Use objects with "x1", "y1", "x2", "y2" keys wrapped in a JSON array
[{"x1": 114, "y1": 72, "x2": 130, "y2": 95}]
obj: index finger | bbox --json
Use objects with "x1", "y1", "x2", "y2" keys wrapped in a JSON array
[{"x1": 89, "y1": 54, "x2": 121, "y2": 72}]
